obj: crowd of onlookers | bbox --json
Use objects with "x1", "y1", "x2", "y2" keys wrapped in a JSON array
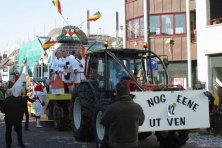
[{"x1": 207, "y1": 86, "x2": 222, "y2": 136}]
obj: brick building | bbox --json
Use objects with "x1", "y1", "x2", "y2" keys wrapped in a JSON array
[{"x1": 123, "y1": 0, "x2": 197, "y2": 88}]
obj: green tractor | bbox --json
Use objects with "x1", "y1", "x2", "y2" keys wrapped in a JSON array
[{"x1": 71, "y1": 45, "x2": 209, "y2": 147}]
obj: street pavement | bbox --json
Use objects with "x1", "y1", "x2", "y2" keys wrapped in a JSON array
[
  {"x1": 1, "y1": 113, "x2": 222, "y2": 148},
  {"x1": 0, "y1": 113, "x2": 95, "y2": 148}
]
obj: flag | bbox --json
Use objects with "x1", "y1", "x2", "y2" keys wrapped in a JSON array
[
  {"x1": 37, "y1": 37, "x2": 56, "y2": 50},
  {"x1": 42, "y1": 40, "x2": 56, "y2": 50},
  {"x1": 52, "y1": 0, "x2": 62, "y2": 15},
  {"x1": 87, "y1": 11, "x2": 102, "y2": 21}
]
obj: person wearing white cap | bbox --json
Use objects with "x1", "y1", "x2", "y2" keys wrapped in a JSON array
[{"x1": 32, "y1": 85, "x2": 47, "y2": 128}]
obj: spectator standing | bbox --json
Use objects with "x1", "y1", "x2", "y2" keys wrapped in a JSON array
[
  {"x1": 214, "y1": 86, "x2": 222, "y2": 135},
  {"x1": 19, "y1": 89, "x2": 34, "y2": 131},
  {"x1": 0, "y1": 89, "x2": 26, "y2": 148},
  {"x1": 101, "y1": 80, "x2": 145, "y2": 148}
]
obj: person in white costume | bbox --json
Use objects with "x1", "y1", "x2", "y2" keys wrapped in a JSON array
[
  {"x1": 74, "y1": 51, "x2": 86, "y2": 83},
  {"x1": 56, "y1": 50, "x2": 74, "y2": 93},
  {"x1": 68, "y1": 50, "x2": 79, "y2": 83},
  {"x1": 32, "y1": 85, "x2": 47, "y2": 128},
  {"x1": 50, "y1": 50, "x2": 62, "y2": 79},
  {"x1": 12, "y1": 59, "x2": 31, "y2": 97}
]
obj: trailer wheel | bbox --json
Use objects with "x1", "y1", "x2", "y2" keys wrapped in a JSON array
[
  {"x1": 155, "y1": 130, "x2": 189, "y2": 148},
  {"x1": 71, "y1": 84, "x2": 95, "y2": 141},
  {"x1": 53, "y1": 104, "x2": 65, "y2": 131}
]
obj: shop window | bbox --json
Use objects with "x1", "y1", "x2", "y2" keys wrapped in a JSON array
[
  {"x1": 150, "y1": 16, "x2": 160, "y2": 35},
  {"x1": 208, "y1": 0, "x2": 222, "y2": 25},
  {"x1": 162, "y1": 15, "x2": 173, "y2": 35},
  {"x1": 175, "y1": 14, "x2": 186, "y2": 34}
]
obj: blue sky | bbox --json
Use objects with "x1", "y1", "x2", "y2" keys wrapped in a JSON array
[{"x1": 0, "y1": 0, "x2": 123, "y2": 53}]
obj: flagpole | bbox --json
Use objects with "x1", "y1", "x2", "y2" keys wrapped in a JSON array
[
  {"x1": 186, "y1": 0, "x2": 192, "y2": 89},
  {"x1": 60, "y1": 15, "x2": 70, "y2": 26},
  {"x1": 77, "y1": 20, "x2": 87, "y2": 28}
]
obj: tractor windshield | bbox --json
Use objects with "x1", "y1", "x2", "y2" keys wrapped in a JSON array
[
  {"x1": 106, "y1": 49, "x2": 168, "y2": 91},
  {"x1": 108, "y1": 56, "x2": 146, "y2": 90}
]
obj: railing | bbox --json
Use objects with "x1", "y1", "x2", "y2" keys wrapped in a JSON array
[{"x1": 32, "y1": 64, "x2": 50, "y2": 80}]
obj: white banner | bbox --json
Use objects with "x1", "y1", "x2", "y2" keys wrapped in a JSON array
[{"x1": 132, "y1": 90, "x2": 210, "y2": 132}]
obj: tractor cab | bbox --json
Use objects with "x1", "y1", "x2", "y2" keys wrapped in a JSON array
[{"x1": 85, "y1": 48, "x2": 172, "y2": 94}]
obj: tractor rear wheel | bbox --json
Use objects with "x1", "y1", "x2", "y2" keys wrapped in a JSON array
[
  {"x1": 71, "y1": 84, "x2": 95, "y2": 141},
  {"x1": 155, "y1": 130, "x2": 189, "y2": 148}
]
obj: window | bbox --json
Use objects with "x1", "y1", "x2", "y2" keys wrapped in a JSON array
[
  {"x1": 175, "y1": 14, "x2": 186, "y2": 34},
  {"x1": 140, "y1": 18, "x2": 144, "y2": 36},
  {"x1": 88, "y1": 56, "x2": 105, "y2": 88},
  {"x1": 133, "y1": 18, "x2": 140, "y2": 38},
  {"x1": 127, "y1": 17, "x2": 144, "y2": 39},
  {"x1": 127, "y1": 20, "x2": 133, "y2": 39},
  {"x1": 126, "y1": 13, "x2": 186, "y2": 40},
  {"x1": 162, "y1": 15, "x2": 173, "y2": 35},
  {"x1": 150, "y1": 16, "x2": 160, "y2": 35},
  {"x1": 208, "y1": 0, "x2": 222, "y2": 25}
]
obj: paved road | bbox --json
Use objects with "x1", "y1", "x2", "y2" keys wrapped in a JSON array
[{"x1": 0, "y1": 113, "x2": 221, "y2": 148}]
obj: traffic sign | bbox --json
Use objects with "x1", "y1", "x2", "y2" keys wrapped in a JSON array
[{"x1": 148, "y1": 58, "x2": 158, "y2": 70}]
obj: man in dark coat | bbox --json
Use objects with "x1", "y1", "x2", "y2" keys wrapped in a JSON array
[
  {"x1": 101, "y1": 80, "x2": 145, "y2": 148},
  {"x1": 19, "y1": 89, "x2": 34, "y2": 131},
  {"x1": 1, "y1": 89, "x2": 26, "y2": 148}
]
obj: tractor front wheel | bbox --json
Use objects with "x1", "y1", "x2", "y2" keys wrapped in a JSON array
[
  {"x1": 71, "y1": 84, "x2": 95, "y2": 141},
  {"x1": 155, "y1": 130, "x2": 189, "y2": 148}
]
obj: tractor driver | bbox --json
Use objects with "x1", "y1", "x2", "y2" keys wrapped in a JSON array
[{"x1": 109, "y1": 60, "x2": 129, "y2": 90}]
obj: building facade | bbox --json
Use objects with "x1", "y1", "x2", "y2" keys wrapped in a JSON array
[
  {"x1": 196, "y1": 0, "x2": 222, "y2": 91},
  {"x1": 124, "y1": 0, "x2": 197, "y2": 88}
]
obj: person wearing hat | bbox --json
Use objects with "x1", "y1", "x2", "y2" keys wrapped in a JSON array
[
  {"x1": 101, "y1": 80, "x2": 145, "y2": 148},
  {"x1": 32, "y1": 85, "x2": 47, "y2": 128}
]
